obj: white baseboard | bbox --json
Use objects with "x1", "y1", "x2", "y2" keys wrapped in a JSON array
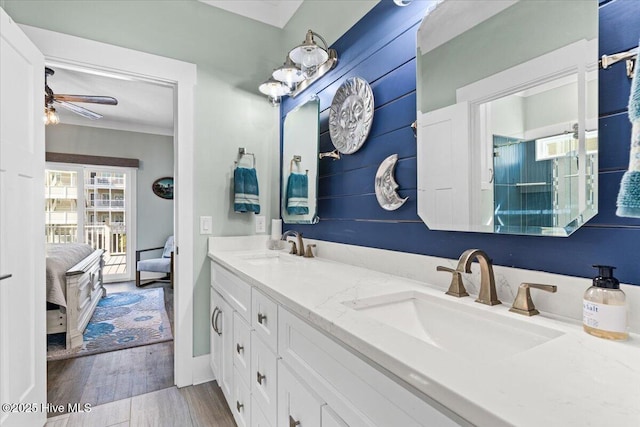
[{"x1": 192, "y1": 354, "x2": 215, "y2": 385}]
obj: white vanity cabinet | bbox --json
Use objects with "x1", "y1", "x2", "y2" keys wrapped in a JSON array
[
  {"x1": 321, "y1": 406, "x2": 349, "y2": 427},
  {"x1": 252, "y1": 288, "x2": 278, "y2": 353},
  {"x1": 251, "y1": 397, "x2": 272, "y2": 427},
  {"x1": 233, "y1": 311, "x2": 252, "y2": 387},
  {"x1": 251, "y1": 289, "x2": 280, "y2": 426},
  {"x1": 278, "y1": 361, "x2": 324, "y2": 427},
  {"x1": 209, "y1": 288, "x2": 233, "y2": 403},
  {"x1": 210, "y1": 259, "x2": 464, "y2": 427},
  {"x1": 211, "y1": 262, "x2": 254, "y2": 426},
  {"x1": 232, "y1": 366, "x2": 252, "y2": 427}
]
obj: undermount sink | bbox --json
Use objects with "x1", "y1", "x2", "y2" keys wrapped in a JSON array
[
  {"x1": 343, "y1": 291, "x2": 564, "y2": 362},
  {"x1": 237, "y1": 251, "x2": 298, "y2": 266}
]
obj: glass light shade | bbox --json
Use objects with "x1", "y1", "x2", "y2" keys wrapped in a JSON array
[
  {"x1": 43, "y1": 106, "x2": 60, "y2": 125},
  {"x1": 272, "y1": 58, "x2": 305, "y2": 86},
  {"x1": 259, "y1": 78, "x2": 291, "y2": 98},
  {"x1": 289, "y1": 30, "x2": 329, "y2": 69}
]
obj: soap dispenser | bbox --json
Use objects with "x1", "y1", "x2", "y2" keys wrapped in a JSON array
[{"x1": 583, "y1": 265, "x2": 628, "y2": 341}]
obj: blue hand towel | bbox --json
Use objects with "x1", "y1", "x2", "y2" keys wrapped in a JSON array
[
  {"x1": 234, "y1": 167, "x2": 260, "y2": 214},
  {"x1": 616, "y1": 40, "x2": 640, "y2": 218},
  {"x1": 286, "y1": 173, "x2": 309, "y2": 215}
]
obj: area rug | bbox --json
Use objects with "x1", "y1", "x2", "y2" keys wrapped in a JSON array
[{"x1": 47, "y1": 288, "x2": 173, "y2": 361}]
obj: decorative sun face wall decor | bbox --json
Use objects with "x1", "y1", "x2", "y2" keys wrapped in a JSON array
[{"x1": 328, "y1": 76, "x2": 374, "y2": 154}]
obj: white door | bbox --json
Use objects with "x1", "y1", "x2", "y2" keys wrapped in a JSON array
[
  {"x1": 0, "y1": 7, "x2": 46, "y2": 427},
  {"x1": 417, "y1": 103, "x2": 470, "y2": 230}
]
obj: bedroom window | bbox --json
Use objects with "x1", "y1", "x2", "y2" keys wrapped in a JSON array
[{"x1": 45, "y1": 164, "x2": 136, "y2": 282}]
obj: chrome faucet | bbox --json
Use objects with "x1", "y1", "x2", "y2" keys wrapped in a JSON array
[
  {"x1": 280, "y1": 230, "x2": 304, "y2": 256},
  {"x1": 458, "y1": 249, "x2": 501, "y2": 306}
]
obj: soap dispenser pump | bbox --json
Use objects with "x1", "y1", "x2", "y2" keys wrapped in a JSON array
[{"x1": 583, "y1": 265, "x2": 628, "y2": 340}]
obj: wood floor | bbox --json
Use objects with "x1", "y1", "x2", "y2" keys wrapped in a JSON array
[
  {"x1": 45, "y1": 381, "x2": 236, "y2": 427},
  {"x1": 47, "y1": 281, "x2": 177, "y2": 418}
]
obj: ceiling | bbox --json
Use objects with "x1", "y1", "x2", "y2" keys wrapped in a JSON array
[
  {"x1": 198, "y1": 0, "x2": 303, "y2": 28},
  {"x1": 46, "y1": 1, "x2": 305, "y2": 136},
  {"x1": 47, "y1": 66, "x2": 174, "y2": 136}
]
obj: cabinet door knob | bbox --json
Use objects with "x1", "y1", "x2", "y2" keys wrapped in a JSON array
[
  {"x1": 236, "y1": 401, "x2": 244, "y2": 412},
  {"x1": 236, "y1": 343, "x2": 244, "y2": 354},
  {"x1": 257, "y1": 312, "x2": 267, "y2": 325},
  {"x1": 256, "y1": 371, "x2": 266, "y2": 385},
  {"x1": 289, "y1": 415, "x2": 301, "y2": 427}
]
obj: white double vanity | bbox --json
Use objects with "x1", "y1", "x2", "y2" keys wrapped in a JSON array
[{"x1": 208, "y1": 236, "x2": 640, "y2": 427}]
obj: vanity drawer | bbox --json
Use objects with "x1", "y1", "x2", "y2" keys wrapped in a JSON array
[
  {"x1": 251, "y1": 331, "x2": 278, "y2": 426},
  {"x1": 232, "y1": 366, "x2": 251, "y2": 427},
  {"x1": 278, "y1": 307, "x2": 463, "y2": 427},
  {"x1": 251, "y1": 288, "x2": 278, "y2": 353},
  {"x1": 211, "y1": 262, "x2": 251, "y2": 322},
  {"x1": 322, "y1": 406, "x2": 348, "y2": 427},
  {"x1": 251, "y1": 397, "x2": 272, "y2": 427},
  {"x1": 233, "y1": 311, "x2": 252, "y2": 387},
  {"x1": 278, "y1": 360, "x2": 324, "y2": 427}
]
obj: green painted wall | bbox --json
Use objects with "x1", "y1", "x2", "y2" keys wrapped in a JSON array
[
  {"x1": 2, "y1": 0, "x2": 377, "y2": 358},
  {"x1": 418, "y1": 0, "x2": 597, "y2": 113}
]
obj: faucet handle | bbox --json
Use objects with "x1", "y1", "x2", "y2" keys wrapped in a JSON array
[
  {"x1": 304, "y1": 244, "x2": 316, "y2": 258},
  {"x1": 509, "y1": 283, "x2": 557, "y2": 316},
  {"x1": 288, "y1": 240, "x2": 298, "y2": 255},
  {"x1": 437, "y1": 266, "x2": 469, "y2": 298}
]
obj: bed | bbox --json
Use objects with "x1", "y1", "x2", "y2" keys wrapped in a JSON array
[{"x1": 46, "y1": 243, "x2": 106, "y2": 349}]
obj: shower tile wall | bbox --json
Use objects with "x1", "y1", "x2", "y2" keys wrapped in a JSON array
[{"x1": 493, "y1": 136, "x2": 553, "y2": 230}]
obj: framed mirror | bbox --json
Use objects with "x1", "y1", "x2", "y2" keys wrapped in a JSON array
[
  {"x1": 416, "y1": 0, "x2": 598, "y2": 236},
  {"x1": 281, "y1": 96, "x2": 320, "y2": 224}
]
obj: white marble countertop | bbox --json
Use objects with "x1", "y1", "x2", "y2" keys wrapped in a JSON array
[{"x1": 208, "y1": 236, "x2": 640, "y2": 427}]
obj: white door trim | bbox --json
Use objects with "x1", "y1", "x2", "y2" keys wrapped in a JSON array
[{"x1": 21, "y1": 25, "x2": 196, "y2": 387}]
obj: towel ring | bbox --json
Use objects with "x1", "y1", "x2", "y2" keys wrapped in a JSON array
[
  {"x1": 290, "y1": 155, "x2": 302, "y2": 173},
  {"x1": 236, "y1": 147, "x2": 255, "y2": 168}
]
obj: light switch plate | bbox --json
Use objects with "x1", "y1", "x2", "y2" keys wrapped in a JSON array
[
  {"x1": 255, "y1": 215, "x2": 266, "y2": 233},
  {"x1": 200, "y1": 216, "x2": 212, "y2": 235}
]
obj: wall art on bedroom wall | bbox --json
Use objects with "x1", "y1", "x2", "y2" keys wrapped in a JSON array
[{"x1": 152, "y1": 177, "x2": 174, "y2": 200}]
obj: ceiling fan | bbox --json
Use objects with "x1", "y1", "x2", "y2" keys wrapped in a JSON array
[{"x1": 44, "y1": 67, "x2": 118, "y2": 121}]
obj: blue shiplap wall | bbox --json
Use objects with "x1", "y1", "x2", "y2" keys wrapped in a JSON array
[{"x1": 281, "y1": 0, "x2": 640, "y2": 285}]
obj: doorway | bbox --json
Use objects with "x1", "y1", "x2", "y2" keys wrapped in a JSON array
[
  {"x1": 43, "y1": 63, "x2": 178, "y2": 415},
  {"x1": 20, "y1": 23, "x2": 196, "y2": 390}
]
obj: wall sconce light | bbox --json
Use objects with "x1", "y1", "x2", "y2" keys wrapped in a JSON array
[
  {"x1": 43, "y1": 104, "x2": 60, "y2": 125},
  {"x1": 258, "y1": 77, "x2": 292, "y2": 107},
  {"x1": 289, "y1": 30, "x2": 330, "y2": 76},
  {"x1": 259, "y1": 29, "x2": 338, "y2": 105},
  {"x1": 272, "y1": 57, "x2": 305, "y2": 88}
]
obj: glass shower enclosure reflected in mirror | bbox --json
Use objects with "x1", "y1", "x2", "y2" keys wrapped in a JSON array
[{"x1": 281, "y1": 96, "x2": 320, "y2": 224}]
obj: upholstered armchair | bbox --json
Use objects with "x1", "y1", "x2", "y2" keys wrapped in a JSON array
[{"x1": 136, "y1": 235, "x2": 174, "y2": 288}]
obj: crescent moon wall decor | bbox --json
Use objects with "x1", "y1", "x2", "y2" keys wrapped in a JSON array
[
  {"x1": 375, "y1": 154, "x2": 408, "y2": 211},
  {"x1": 328, "y1": 76, "x2": 374, "y2": 154}
]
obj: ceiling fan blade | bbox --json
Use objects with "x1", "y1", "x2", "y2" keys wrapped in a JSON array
[
  {"x1": 54, "y1": 100, "x2": 103, "y2": 120},
  {"x1": 54, "y1": 94, "x2": 118, "y2": 105}
]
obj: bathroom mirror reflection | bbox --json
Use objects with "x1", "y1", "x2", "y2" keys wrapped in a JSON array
[
  {"x1": 416, "y1": 0, "x2": 598, "y2": 236},
  {"x1": 281, "y1": 96, "x2": 320, "y2": 224}
]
